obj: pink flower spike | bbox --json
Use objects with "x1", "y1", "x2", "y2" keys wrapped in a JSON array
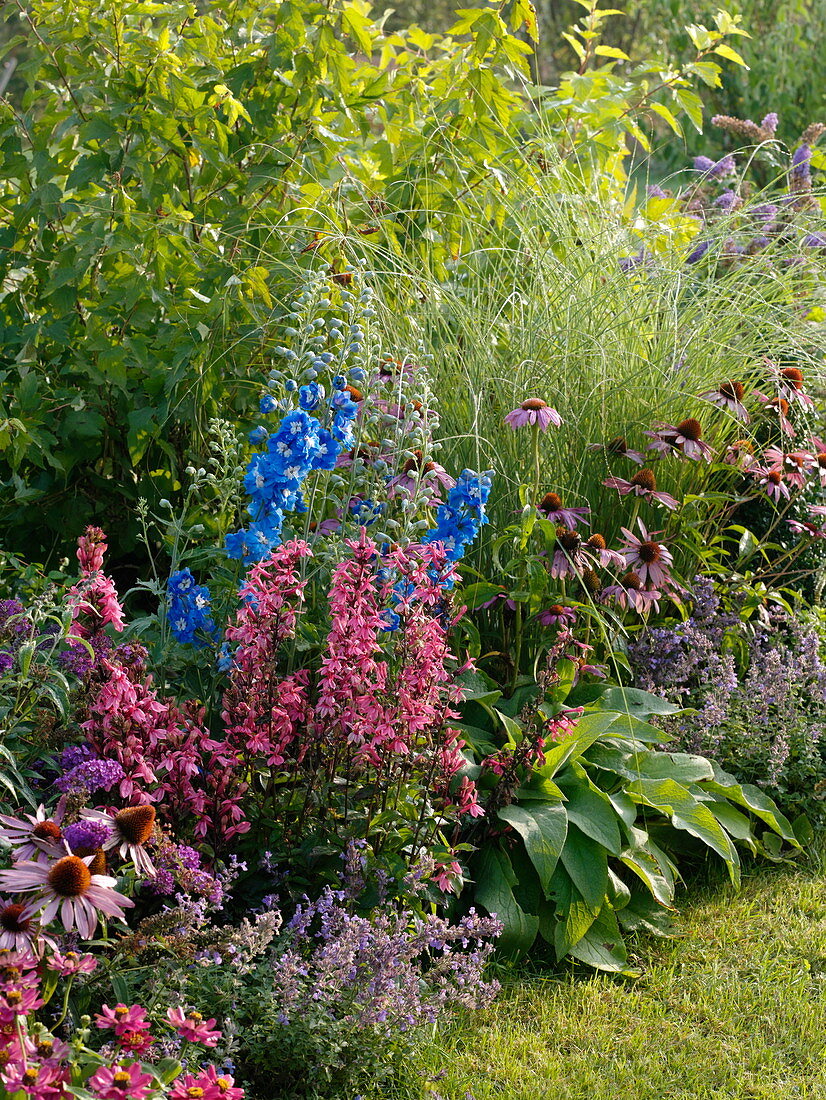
[
  {"x1": 168, "y1": 1006, "x2": 222, "y2": 1046},
  {"x1": 504, "y1": 398, "x2": 563, "y2": 432},
  {"x1": 87, "y1": 1062, "x2": 156, "y2": 1100},
  {"x1": 77, "y1": 526, "x2": 108, "y2": 574}
]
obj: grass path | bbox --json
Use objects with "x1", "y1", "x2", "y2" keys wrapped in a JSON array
[{"x1": 407, "y1": 844, "x2": 826, "y2": 1100}]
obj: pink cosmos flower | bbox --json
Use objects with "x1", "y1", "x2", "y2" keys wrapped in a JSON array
[
  {"x1": 81, "y1": 806, "x2": 156, "y2": 876},
  {"x1": 587, "y1": 437, "x2": 645, "y2": 464},
  {"x1": 619, "y1": 519, "x2": 675, "y2": 589},
  {"x1": 750, "y1": 465, "x2": 790, "y2": 503},
  {"x1": 603, "y1": 469, "x2": 680, "y2": 510},
  {"x1": 96, "y1": 1003, "x2": 151, "y2": 1036},
  {"x1": 535, "y1": 604, "x2": 576, "y2": 628},
  {"x1": 47, "y1": 949, "x2": 98, "y2": 977},
  {"x1": 504, "y1": 398, "x2": 563, "y2": 431},
  {"x1": 601, "y1": 573, "x2": 662, "y2": 614},
  {"x1": 167, "y1": 1007, "x2": 222, "y2": 1046},
  {"x1": 644, "y1": 419, "x2": 713, "y2": 462},
  {"x1": 699, "y1": 380, "x2": 750, "y2": 422},
  {"x1": 0, "y1": 855, "x2": 134, "y2": 938},
  {"x1": 537, "y1": 492, "x2": 590, "y2": 530},
  {"x1": 0, "y1": 806, "x2": 65, "y2": 863},
  {"x1": 87, "y1": 1063, "x2": 156, "y2": 1100}
]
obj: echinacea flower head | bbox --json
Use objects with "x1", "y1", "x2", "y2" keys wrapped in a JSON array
[
  {"x1": 645, "y1": 420, "x2": 713, "y2": 462},
  {"x1": 87, "y1": 1063, "x2": 156, "y2": 1100},
  {"x1": 699, "y1": 380, "x2": 750, "y2": 422},
  {"x1": 587, "y1": 436, "x2": 645, "y2": 465},
  {"x1": 0, "y1": 855, "x2": 134, "y2": 938},
  {"x1": 581, "y1": 532, "x2": 625, "y2": 569},
  {"x1": 601, "y1": 571, "x2": 662, "y2": 614},
  {"x1": 550, "y1": 528, "x2": 585, "y2": 579},
  {"x1": 0, "y1": 806, "x2": 64, "y2": 863},
  {"x1": 751, "y1": 465, "x2": 790, "y2": 503},
  {"x1": 537, "y1": 492, "x2": 590, "y2": 530},
  {"x1": 167, "y1": 1007, "x2": 222, "y2": 1047},
  {"x1": 619, "y1": 520, "x2": 675, "y2": 589},
  {"x1": 0, "y1": 899, "x2": 43, "y2": 954},
  {"x1": 535, "y1": 605, "x2": 576, "y2": 628},
  {"x1": 603, "y1": 469, "x2": 680, "y2": 510},
  {"x1": 81, "y1": 806, "x2": 156, "y2": 876},
  {"x1": 723, "y1": 438, "x2": 756, "y2": 468},
  {"x1": 504, "y1": 398, "x2": 562, "y2": 432},
  {"x1": 754, "y1": 391, "x2": 795, "y2": 435}
]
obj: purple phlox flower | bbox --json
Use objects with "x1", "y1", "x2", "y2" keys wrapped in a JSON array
[
  {"x1": 504, "y1": 399, "x2": 562, "y2": 432},
  {"x1": 537, "y1": 492, "x2": 590, "y2": 530},
  {"x1": 644, "y1": 419, "x2": 713, "y2": 462},
  {"x1": 699, "y1": 380, "x2": 750, "y2": 423},
  {"x1": 603, "y1": 469, "x2": 680, "y2": 510},
  {"x1": 619, "y1": 518, "x2": 675, "y2": 590}
]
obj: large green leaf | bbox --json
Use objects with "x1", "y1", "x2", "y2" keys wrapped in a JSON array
[
  {"x1": 559, "y1": 823, "x2": 609, "y2": 911},
  {"x1": 557, "y1": 765, "x2": 622, "y2": 855},
  {"x1": 626, "y1": 777, "x2": 741, "y2": 884},
  {"x1": 498, "y1": 802, "x2": 568, "y2": 893},
  {"x1": 620, "y1": 827, "x2": 678, "y2": 907},
  {"x1": 473, "y1": 846, "x2": 539, "y2": 954},
  {"x1": 542, "y1": 866, "x2": 598, "y2": 957},
  {"x1": 637, "y1": 752, "x2": 715, "y2": 784},
  {"x1": 567, "y1": 906, "x2": 633, "y2": 973},
  {"x1": 703, "y1": 762, "x2": 799, "y2": 846},
  {"x1": 540, "y1": 711, "x2": 619, "y2": 777}
]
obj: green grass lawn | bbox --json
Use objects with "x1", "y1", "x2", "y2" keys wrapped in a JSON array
[{"x1": 404, "y1": 843, "x2": 826, "y2": 1100}]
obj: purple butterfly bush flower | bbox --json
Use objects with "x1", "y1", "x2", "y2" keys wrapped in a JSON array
[
  {"x1": 693, "y1": 154, "x2": 735, "y2": 179},
  {"x1": 761, "y1": 112, "x2": 779, "y2": 135},
  {"x1": 504, "y1": 398, "x2": 563, "y2": 432}
]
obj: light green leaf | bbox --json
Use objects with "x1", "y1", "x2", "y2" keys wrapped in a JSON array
[{"x1": 498, "y1": 802, "x2": 568, "y2": 893}]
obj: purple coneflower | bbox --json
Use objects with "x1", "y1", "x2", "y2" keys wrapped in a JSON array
[
  {"x1": 751, "y1": 465, "x2": 790, "y2": 503},
  {"x1": 0, "y1": 807, "x2": 65, "y2": 864},
  {"x1": 535, "y1": 605, "x2": 576, "y2": 628},
  {"x1": 549, "y1": 529, "x2": 586, "y2": 579},
  {"x1": 619, "y1": 520, "x2": 675, "y2": 589},
  {"x1": 581, "y1": 533, "x2": 625, "y2": 569},
  {"x1": 504, "y1": 398, "x2": 562, "y2": 432},
  {"x1": 601, "y1": 572, "x2": 662, "y2": 615},
  {"x1": 754, "y1": 392, "x2": 795, "y2": 435},
  {"x1": 587, "y1": 436, "x2": 645, "y2": 465},
  {"x1": 0, "y1": 898, "x2": 43, "y2": 954},
  {"x1": 0, "y1": 854, "x2": 134, "y2": 938},
  {"x1": 537, "y1": 492, "x2": 590, "y2": 530},
  {"x1": 387, "y1": 450, "x2": 455, "y2": 504},
  {"x1": 723, "y1": 438, "x2": 757, "y2": 469},
  {"x1": 763, "y1": 445, "x2": 814, "y2": 489},
  {"x1": 808, "y1": 436, "x2": 826, "y2": 486},
  {"x1": 763, "y1": 362, "x2": 814, "y2": 408},
  {"x1": 81, "y1": 806, "x2": 157, "y2": 876},
  {"x1": 788, "y1": 519, "x2": 826, "y2": 538},
  {"x1": 699, "y1": 380, "x2": 750, "y2": 422},
  {"x1": 645, "y1": 419, "x2": 714, "y2": 462},
  {"x1": 603, "y1": 468, "x2": 680, "y2": 510}
]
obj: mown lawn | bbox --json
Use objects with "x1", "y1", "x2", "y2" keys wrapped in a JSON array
[{"x1": 404, "y1": 843, "x2": 826, "y2": 1100}]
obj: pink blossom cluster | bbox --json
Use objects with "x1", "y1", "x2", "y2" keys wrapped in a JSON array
[
  {"x1": 0, "y1": 948, "x2": 242, "y2": 1099},
  {"x1": 66, "y1": 528, "x2": 125, "y2": 638},
  {"x1": 220, "y1": 532, "x2": 483, "y2": 842}
]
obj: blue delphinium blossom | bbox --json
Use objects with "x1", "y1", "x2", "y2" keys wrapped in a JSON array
[
  {"x1": 259, "y1": 393, "x2": 279, "y2": 414},
  {"x1": 167, "y1": 568, "x2": 218, "y2": 647},
  {"x1": 423, "y1": 469, "x2": 492, "y2": 562}
]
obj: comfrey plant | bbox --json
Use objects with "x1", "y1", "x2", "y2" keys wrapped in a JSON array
[{"x1": 628, "y1": 576, "x2": 826, "y2": 820}]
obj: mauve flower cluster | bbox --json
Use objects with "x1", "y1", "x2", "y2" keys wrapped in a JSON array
[
  {"x1": 274, "y1": 887, "x2": 502, "y2": 1033},
  {"x1": 628, "y1": 577, "x2": 826, "y2": 814},
  {"x1": 0, "y1": 599, "x2": 30, "y2": 675}
]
